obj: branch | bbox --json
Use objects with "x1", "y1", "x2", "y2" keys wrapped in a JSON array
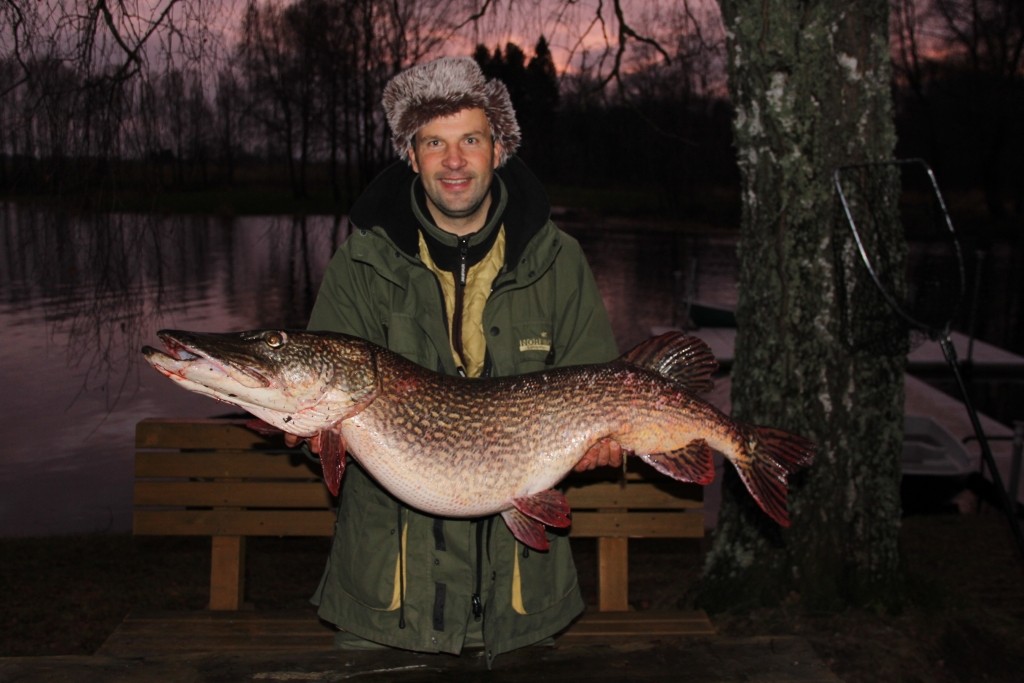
[
  {"x1": 450, "y1": 0, "x2": 497, "y2": 33},
  {"x1": 615, "y1": 0, "x2": 671, "y2": 64},
  {"x1": 0, "y1": 0, "x2": 32, "y2": 98},
  {"x1": 97, "y1": 0, "x2": 184, "y2": 83},
  {"x1": 592, "y1": 0, "x2": 673, "y2": 91}
]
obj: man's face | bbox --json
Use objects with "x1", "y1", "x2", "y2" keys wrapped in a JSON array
[{"x1": 409, "y1": 107, "x2": 503, "y2": 236}]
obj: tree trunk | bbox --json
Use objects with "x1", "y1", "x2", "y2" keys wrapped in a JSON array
[{"x1": 701, "y1": 1, "x2": 905, "y2": 611}]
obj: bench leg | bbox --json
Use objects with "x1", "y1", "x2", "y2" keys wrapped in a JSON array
[
  {"x1": 597, "y1": 537, "x2": 629, "y2": 611},
  {"x1": 209, "y1": 536, "x2": 246, "y2": 610}
]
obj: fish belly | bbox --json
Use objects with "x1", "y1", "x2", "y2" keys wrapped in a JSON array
[{"x1": 340, "y1": 411, "x2": 592, "y2": 518}]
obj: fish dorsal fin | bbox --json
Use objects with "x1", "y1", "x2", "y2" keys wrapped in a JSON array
[{"x1": 621, "y1": 332, "x2": 718, "y2": 394}]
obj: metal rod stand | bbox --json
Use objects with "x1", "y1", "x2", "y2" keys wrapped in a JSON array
[{"x1": 939, "y1": 336, "x2": 1024, "y2": 558}]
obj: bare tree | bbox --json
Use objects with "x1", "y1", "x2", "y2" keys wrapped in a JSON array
[
  {"x1": 214, "y1": 66, "x2": 245, "y2": 185},
  {"x1": 893, "y1": 0, "x2": 1024, "y2": 218},
  {"x1": 233, "y1": 0, "x2": 460, "y2": 203},
  {"x1": 0, "y1": 1, "x2": 233, "y2": 193},
  {"x1": 237, "y1": 0, "x2": 305, "y2": 196}
]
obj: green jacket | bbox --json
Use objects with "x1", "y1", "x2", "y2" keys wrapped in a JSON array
[{"x1": 309, "y1": 158, "x2": 617, "y2": 665}]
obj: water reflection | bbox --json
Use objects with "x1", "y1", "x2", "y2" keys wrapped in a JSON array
[
  {"x1": 0, "y1": 206, "x2": 734, "y2": 536},
  {"x1": 0, "y1": 206, "x2": 350, "y2": 536},
  {"x1": 573, "y1": 226, "x2": 738, "y2": 349}
]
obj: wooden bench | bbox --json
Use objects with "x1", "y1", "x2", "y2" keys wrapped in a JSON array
[{"x1": 133, "y1": 417, "x2": 706, "y2": 617}]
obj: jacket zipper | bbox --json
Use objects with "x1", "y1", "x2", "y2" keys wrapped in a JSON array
[
  {"x1": 472, "y1": 520, "x2": 485, "y2": 621},
  {"x1": 452, "y1": 236, "x2": 470, "y2": 376}
]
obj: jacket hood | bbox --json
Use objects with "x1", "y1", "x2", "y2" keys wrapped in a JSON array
[{"x1": 349, "y1": 156, "x2": 552, "y2": 266}]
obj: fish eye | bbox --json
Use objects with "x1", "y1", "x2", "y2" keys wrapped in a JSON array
[{"x1": 265, "y1": 331, "x2": 287, "y2": 349}]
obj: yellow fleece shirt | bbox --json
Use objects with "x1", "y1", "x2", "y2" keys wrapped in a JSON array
[{"x1": 417, "y1": 228, "x2": 506, "y2": 378}]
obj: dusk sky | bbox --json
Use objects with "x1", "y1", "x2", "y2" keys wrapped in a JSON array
[{"x1": 6, "y1": 1, "x2": 724, "y2": 83}]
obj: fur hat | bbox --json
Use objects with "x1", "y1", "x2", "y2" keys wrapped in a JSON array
[{"x1": 383, "y1": 56, "x2": 521, "y2": 167}]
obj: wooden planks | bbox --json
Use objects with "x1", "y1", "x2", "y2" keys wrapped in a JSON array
[
  {"x1": 565, "y1": 479, "x2": 703, "y2": 509},
  {"x1": 42, "y1": 629, "x2": 850, "y2": 683},
  {"x1": 134, "y1": 480, "x2": 332, "y2": 508},
  {"x1": 133, "y1": 509, "x2": 336, "y2": 537},
  {"x1": 210, "y1": 536, "x2": 246, "y2": 611},
  {"x1": 96, "y1": 609, "x2": 334, "y2": 656},
  {"x1": 97, "y1": 608, "x2": 714, "y2": 657},
  {"x1": 44, "y1": 632, "x2": 848, "y2": 683},
  {"x1": 559, "y1": 609, "x2": 716, "y2": 642},
  {"x1": 136, "y1": 418, "x2": 286, "y2": 450},
  {"x1": 596, "y1": 537, "x2": 629, "y2": 610},
  {"x1": 569, "y1": 510, "x2": 705, "y2": 538},
  {"x1": 135, "y1": 451, "x2": 320, "y2": 479}
]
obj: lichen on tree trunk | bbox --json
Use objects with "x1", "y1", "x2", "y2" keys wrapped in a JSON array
[{"x1": 701, "y1": 1, "x2": 905, "y2": 612}]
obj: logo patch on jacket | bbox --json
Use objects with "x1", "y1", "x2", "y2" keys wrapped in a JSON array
[{"x1": 518, "y1": 332, "x2": 552, "y2": 354}]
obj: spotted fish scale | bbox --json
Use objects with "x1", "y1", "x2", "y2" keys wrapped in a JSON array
[{"x1": 144, "y1": 329, "x2": 816, "y2": 550}]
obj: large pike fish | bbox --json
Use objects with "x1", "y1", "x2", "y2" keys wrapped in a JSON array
[{"x1": 143, "y1": 329, "x2": 814, "y2": 550}]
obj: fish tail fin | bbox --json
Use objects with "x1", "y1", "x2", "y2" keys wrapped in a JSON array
[
  {"x1": 732, "y1": 425, "x2": 816, "y2": 527},
  {"x1": 621, "y1": 332, "x2": 718, "y2": 394}
]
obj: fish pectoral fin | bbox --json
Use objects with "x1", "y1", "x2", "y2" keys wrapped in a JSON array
[
  {"x1": 639, "y1": 440, "x2": 715, "y2": 484},
  {"x1": 501, "y1": 490, "x2": 572, "y2": 552},
  {"x1": 501, "y1": 508, "x2": 551, "y2": 552},
  {"x1": 315, "y1": 429, "x2": 347, "y2": 497}
]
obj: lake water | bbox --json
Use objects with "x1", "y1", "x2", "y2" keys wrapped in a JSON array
[{"x1": 0, "y1": 204, "x2": 739, "y2": 537}]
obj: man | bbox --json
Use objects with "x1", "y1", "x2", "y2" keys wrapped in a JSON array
[{"x1": 296, "y1": 56, "x2": 621, "y2": 665}]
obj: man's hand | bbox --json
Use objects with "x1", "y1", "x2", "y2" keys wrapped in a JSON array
[
  {"x1": 574, "y1": 437, "x2": 625, "y2": 472},
  {"x1": 284, "y1": 432, "x2": 329, "y2": 454},
  {"x1": 285, "y1": 430, "x2": 347, "y2": 495}
]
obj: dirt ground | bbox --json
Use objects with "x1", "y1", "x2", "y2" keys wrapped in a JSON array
[
  {"x1": 2, "y1": 506, "x2": 1022, "y2": 682},
  {"x1": 700, "y1": 510, "x2": 1024, "y2": 683}
]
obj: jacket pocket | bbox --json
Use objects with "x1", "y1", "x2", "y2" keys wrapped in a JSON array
[
  {"x1": 335, "y1": 467, "x2": 403, "y2": 611},
  {"x1": 508, "y1": 321, "x2": 555, "y2": 374},
  {"x1": 499, "y1": 530, "x2": 579, "y2": 615}
]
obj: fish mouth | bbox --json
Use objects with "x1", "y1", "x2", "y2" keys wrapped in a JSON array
[
  {"x1": 143, "y1": 330, "x2": 270, "y2": 389},
  {"x1": 151, "y1": 335, "x2": 199, "y2": 361}
]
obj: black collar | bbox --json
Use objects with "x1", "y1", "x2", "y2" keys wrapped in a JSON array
[
  {"x1": 414, "y1": 179, "x2": 504, "y2": 273},
  {"x1": 349, "y1": 156, "x2": 551, "y2": 267}
]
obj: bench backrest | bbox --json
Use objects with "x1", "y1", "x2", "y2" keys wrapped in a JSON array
[
  {"x1": 135, "y1": 418, "x2": 703, "y2": 539},
  {"x1": 134, "y1": 417, "x2": 704, "y2": 611},
  {"x1": 135, "y1": 418, "x2": 334, "y2": 536}
]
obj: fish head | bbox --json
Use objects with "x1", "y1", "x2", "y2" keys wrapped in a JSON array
[{"x1": 143, "y1": 329, "x2": 378, "y2": 435}]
